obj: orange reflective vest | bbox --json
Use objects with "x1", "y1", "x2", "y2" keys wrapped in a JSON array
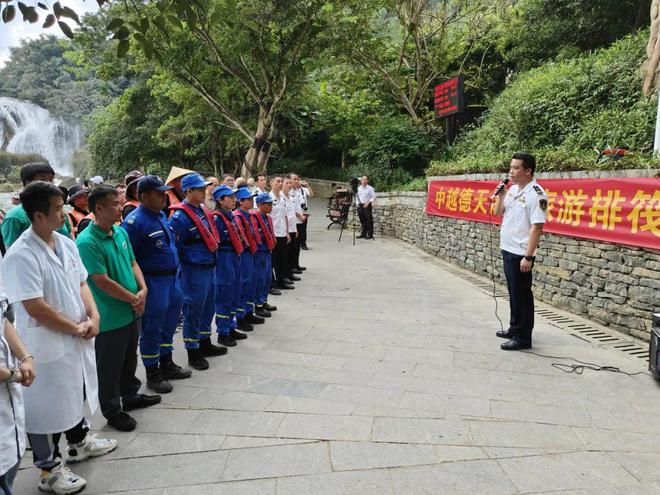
[{"x1": 169, "y1": 203, "x2": 219, "y2": 253}]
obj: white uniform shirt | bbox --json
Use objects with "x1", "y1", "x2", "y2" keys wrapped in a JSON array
[
  {"x1": 269, "y1": 191, "x2": 288, "y2": 237},
  {"x1": 282, "y1": 193, "x2": 298, "y2": 233},
  {"x1": 290, "y1": 189, "x2": 304, "y2": 225},
  {"x1": 0, "y1": 229, "x2": 99, "y2": 434},
  {"x1": 0, "y1": 259, "x2": 25, "y2": 476},
  {"x1": 357, "y1": 184, "x2": 376, "y2": 206},
  {"x1": 500, "y1": 180, "x2": 548, "y2": 256},
  {"x1": 300, "y1": 187, "x2": 310, "y2": 209}
]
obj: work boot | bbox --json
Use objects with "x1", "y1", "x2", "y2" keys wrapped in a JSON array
[
  {"x1": 255, "y1": 306, "x2": 271, "y2": 318},
  {"x1": 269, "y1": 288, "x2": 282, "y2": 295},
  {"x1": 160, "y1": 353, "x2": 193, "y2": 380},
  {"x1": 236, "y1": 318, "x2": 254, "y2": 332},
  {"x1": 187, "y1": 348, "x2": 209, "y2": 370},
  {"x1": 145, "y1": 365, "x2": 173, "y2": 394},
  {"x1": 218, "y1": 334, "x2": 237, "y2": 347},
  {"x1": 264, "y1": 303, "x2": 277, "y2": 312},
  {"x1": 230, "y1": 329, "x2": 248, "y2": 340},
  {"x1": 200, "y1": 337, "x2": 229, "y2": 356},
  {"x1": 247, "y1": 313, "x2": 265, "y2": 325}
]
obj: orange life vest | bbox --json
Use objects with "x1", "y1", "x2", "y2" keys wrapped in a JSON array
[
  {"x1": 250, "y1": 210, "x2": 276, "y2": 251},
  {"x1": 169, "y1": 203, "x2": 219, "y2": 253},
  {"x1": 213, "y1": 210, "x2": 244, "y2": 255},
  {"x1": 67, "y1": 208, "x2": 88, "y2": 237},
  {"x1": 233, "y1": 210, "x2": 257, "y2": 254}
]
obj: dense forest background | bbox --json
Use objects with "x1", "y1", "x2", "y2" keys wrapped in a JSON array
[{"x1": 0, "y1": 0, "x2": 657, "y2": 190}]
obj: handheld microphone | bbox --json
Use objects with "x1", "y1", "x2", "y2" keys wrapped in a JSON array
[{"x1": 490, "y1": 178, "x2": 509, "y2": 200}]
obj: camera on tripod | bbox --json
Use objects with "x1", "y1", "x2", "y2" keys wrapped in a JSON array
[{"x1": 349, "y1": 177, "x2": 360, "y2": 194}]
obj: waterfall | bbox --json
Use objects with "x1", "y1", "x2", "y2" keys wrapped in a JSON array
[{"x1": 0, "y1": 96, "x2": 82, "y2": 176}]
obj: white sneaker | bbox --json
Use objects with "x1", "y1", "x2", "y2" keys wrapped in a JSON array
[
  {"x1": 38, "y1": 464, "x2": 86, "y2": 494},
  {"x1": 66, "y1": 434, "x2": 118, "y2": 464}
]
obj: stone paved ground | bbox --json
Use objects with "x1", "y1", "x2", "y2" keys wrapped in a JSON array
[{"x1": 13, "y1": 199, "x2": 660, "y2": 494}]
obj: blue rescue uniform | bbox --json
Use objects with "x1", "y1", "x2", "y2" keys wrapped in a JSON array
[
  {"x1": 213, "y1": 209, "x2": 242, "y2": 337},
  {"x1": 122, "y1": 205, "x2": 182, "y2": 365},
  {"x1": 169, "y1": 201, "x2": 217, "y2": 349},
  {"x1": 253, "y1": 212, "x2": 273, "y2": 310}
]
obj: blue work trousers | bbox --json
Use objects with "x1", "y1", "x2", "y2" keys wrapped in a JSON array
[
  {"x1": 237, "y1": 251, "x2": 255, "y2": 319},
  {"x1": 254, "y1": 251, "x2": 271, "y2": 306},
  {"x1": 180, "y1": 263, "x2": 215, "y2": 349},
  {"x1": 215, "y1": 251, "x2": 240, "y2": 336},
  {"x1": 140, "y1": 274, "x2": 183, "y2": 365}
]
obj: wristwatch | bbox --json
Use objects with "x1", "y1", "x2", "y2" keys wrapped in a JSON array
[
  {"x1": 5, "y1": 368, "x2": 20, "y2": 383},
  {"x1": 524, "y1": 255, "x2": 535, "y2": 262}
]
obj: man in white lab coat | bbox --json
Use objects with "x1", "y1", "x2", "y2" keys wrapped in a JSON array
[{"x1": 1, "y1": 182, "x2": 117, "y2": 495}]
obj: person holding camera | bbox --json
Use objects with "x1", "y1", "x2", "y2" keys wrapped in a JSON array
[{"x1": 356, "y1": 176, "x2": 376, "y2": 240}]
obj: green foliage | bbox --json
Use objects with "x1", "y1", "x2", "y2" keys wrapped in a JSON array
[
  {"x1": 505, "y1": 0, "x2": 650, "y2": 71},
  {"x1": 348, "y1": 115, "x2": 437, "y2": 191},
  {"x1": 428, "y1": 31, "x2": 657, "y2": 176},
  {"x1": 268, "y1": 157, "x2": 347, "y2": 182}
]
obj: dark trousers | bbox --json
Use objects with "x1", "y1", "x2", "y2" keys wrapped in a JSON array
[
  {"x1": 502, "y1": 250, "x2": 534, "y2": 343},
  {"x1": 273, "y1": 236, "x2": 289, "y2": 284},
  {"x1": 358, "y1": 204, "x2": 373, "y2": 237},
  {"x1": 298, "y1": 218, "x2": 308, "y2": 246},
  {"x1": 0, "y1": 459, "x2": 19, "y2": 494},
  {"x1": 28, "y1": 418, "x2": 88, "y2": 470},
  {"x1": 289, "y1": 230, "x2": 301, "y2": 273},
  {"x1": 95, "y1": 319, "x2": 142, "y2": 419}
]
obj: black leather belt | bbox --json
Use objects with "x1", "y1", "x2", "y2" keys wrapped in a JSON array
[{"x1": 143, "y1": 269, "x2": 177, "y2": 277}]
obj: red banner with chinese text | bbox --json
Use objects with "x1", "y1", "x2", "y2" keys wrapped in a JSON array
[{"x1": 426, "y1": 179, "x2": 660, "y2": 250}]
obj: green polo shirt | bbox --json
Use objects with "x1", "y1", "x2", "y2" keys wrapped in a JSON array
[
  {"x1": 76, "y1": 223, "x2": 138, "y2": 332},
  {"x1": 1, "y1": 204, "x2": 71, "y2": 249}
]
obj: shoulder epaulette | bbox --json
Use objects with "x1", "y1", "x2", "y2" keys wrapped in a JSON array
[{"x1": 532, "y1": 184, "x2": 543, "y2": 195}]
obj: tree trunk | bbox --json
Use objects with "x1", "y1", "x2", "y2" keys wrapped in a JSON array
[
  {"x1": 243, "y1": 107, "x2": 274, "y2": 177},
  {"x1": 341, "y1": 150, "x2": 346, "y2": 169},
  {"x1": 643, "y1": 0, "x2": 660, "y2": 95}
]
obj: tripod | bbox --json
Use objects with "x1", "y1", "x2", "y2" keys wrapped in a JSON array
[{"x1": 338, "y1": 192, "x2": 358, "y2": 246}]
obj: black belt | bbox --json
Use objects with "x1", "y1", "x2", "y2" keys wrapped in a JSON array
[
  {"x1": 183, "y1": 238, "x2": 204, "y2": 245},
  {"x1": 142, "y1": 269, "x2": 178, "y2": 277},
  {"x1": 182, "y1": 261, "x2": 216, "y2": 268}
]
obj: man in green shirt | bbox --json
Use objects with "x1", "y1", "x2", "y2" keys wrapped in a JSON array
[
  {"x1": 1, "y1": 163, "x2": 71, "y2": 249},
  {"x1": 77, "y1": 186, "x2": 160, "y2": 432}
]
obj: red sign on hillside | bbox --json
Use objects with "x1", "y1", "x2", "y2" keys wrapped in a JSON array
[
  {"x1": 434, "y1": 76, "x2": 465, "y2": 118},
  {"x1": 426, "y1": 178, "x2": 660, "y2": 250}
]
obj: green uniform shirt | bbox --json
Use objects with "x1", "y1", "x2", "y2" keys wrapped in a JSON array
[
  {"x1": 76, "y1": 223, "x2": 138, "y2": 332},
  {"x1": 1, "y1": 204, "x2": 71, "y2": 249}
]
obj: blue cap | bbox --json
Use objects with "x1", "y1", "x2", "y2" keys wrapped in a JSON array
[
  {"x1": 181, "y1": 172, "x2": 210, "y2": 191},
  {"x1": 137, "y1": 175, "x2": 173, "y2": 194},
  {"x1": 212, "y1": 184, "x2": 236, "y2": 201},
  {"x1": 255, "y1": 192, "x2": 273, "y2": 205},
  {"x1": 236, "y1": 188, "x2": 257, "y2": 201}
]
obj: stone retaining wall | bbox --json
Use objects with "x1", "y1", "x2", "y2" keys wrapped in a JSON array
[{"x1": 372, "y1": 170, "x2": 659, "y2": 340}]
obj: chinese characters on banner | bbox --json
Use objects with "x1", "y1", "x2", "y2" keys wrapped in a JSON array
[{"x1": 426, "y1": 179, "x2": 660, "y2": 250}]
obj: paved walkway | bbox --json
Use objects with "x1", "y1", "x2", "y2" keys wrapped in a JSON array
[{"x1": 13, "y1": 200, "x2": 660, "y2": 494}]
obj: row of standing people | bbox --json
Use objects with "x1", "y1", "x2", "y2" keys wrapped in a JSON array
[{"x1": 0, "y1": 163, "x2": 311, "y2": 495}]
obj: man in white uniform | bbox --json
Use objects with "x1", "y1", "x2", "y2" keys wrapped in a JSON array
[
  {"x1": 1, "y1": 182, "x2": 117, "y2": 494},
  {"x1": 269, "y1": 177, "x2": 292, "y2": 290},
  {"x1": 493, "y1": 152, "x2": 548, "y2": 350},
  {"x1": 356, "y1": 175, "x2": 376, "y2": 239},
  {"x1": 282, "y1": 178, "x2": 302, "y2": 282}
]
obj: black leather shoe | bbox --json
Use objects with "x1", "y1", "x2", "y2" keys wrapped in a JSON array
[
  {"x1": 287, "y1": 275, "x2": 301, "y2": 282},
  {"x1": 230, "y1": 329, "x2": 247, "y2": 340},
  {"x1": 296, "y1": 266, "x2": 307, "y2": 271},
  {"x1": 146, "y1": 368, "x2": 173, "y2": 394},
  {"x1": 500, "y1": 338, "x2": 532, "y2": 351},
  {"x1": 301, "y1": 245, "x2": 308, "y2": 250},
  {"x1": 496, "y1": 330, "x2": 515, "y2": 339},
  {"x1": 218, "y1": 335, "x2": 237, "y2": 347},
  {"x1": 269, "y1": 288, "x2": 282, "y2": 296},
  {"x1": 365, "y1": 235, "x2": 373, "y2": 239},
  {"x1": 160, "y1": 359, "x2": 193, "y2": 380},
  {"x1": 107, "y1": 412, "x2": 136, "y2": 432},
  {"x1": 123, "y1": 394, "x2": 162, "y2": 411},
  {"x1": 264, "y1": 303, "x2": 277, "y2": 311},
  {"x1": 277, "y1": 283, "x2": 294, "y2": 290},
  {"x1": 255, "y1": 307, "x2": 271, "y2": 318},
  {"x1": 247, "y1": 313, "x2": 265, "y2": 324},
  {"x1": 200, "y1": 337, "x2": 229, "y2": 356},
  {"x1": 187, "y1": 348, "x2": 209, "y2": 370},
  {"x1": 292, "y1": 268, "x2": 303, "y2": 274},
  {"x1": 236, "y1": 319, "x2": 254, "y2": 332},
  {"x1": 356, "y1": 234, "x2": 366, "y2": 239}
]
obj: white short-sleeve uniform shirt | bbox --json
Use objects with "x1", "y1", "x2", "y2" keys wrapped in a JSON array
[
  {"x1": 0, "y1": 229, "x2": 99, "y2": 434},
  {"x1": 269, "y1": 191, "x2": 288, "y2": 237},
  {"x1": 0, "y1": 255, "x2": 26, "y2": 476},
  {"x1": 500, "y1": 180, "x2": 548, "y2": 256}
]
